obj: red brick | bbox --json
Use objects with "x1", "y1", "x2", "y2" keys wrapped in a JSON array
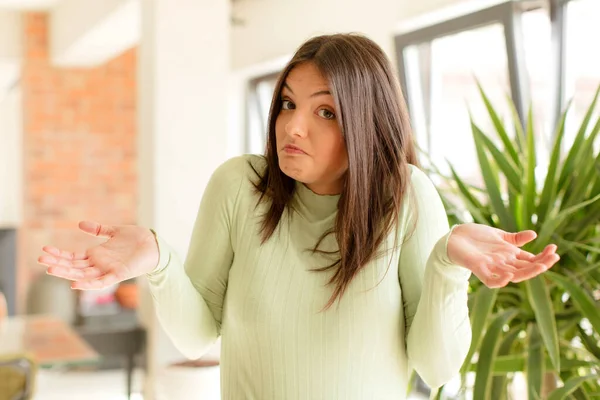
[{"x1": 17, "y1": 14, "x2": 138, "y2": 312}]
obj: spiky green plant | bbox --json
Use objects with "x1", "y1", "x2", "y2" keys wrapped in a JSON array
[{"x1": 427, "y1": 85, "x2": 600, "y2": 400}]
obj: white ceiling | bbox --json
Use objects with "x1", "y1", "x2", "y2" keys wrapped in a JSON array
[{"x1": 0, "y1": 0, "x2": 62, "y2": 11}]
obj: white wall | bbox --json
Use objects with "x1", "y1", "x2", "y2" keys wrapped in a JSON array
[
  {"x1": 136, "y1": 2, "x2": 231, "y2": 397},
  {"x1": 0, "y1": 10, "x2": 21, "y2": 94},
  {"x1": 50, "y1": 0, "x2": 140, "y2": 66},
  {"x1": 0, "y1": 11, "x2": 22, "y2": 228},
  {"x1": 231, "y1": 0, "x2": 470, "y2": 70},
  {"x1": 0, "y1": 10, "x2": 21, "y2": 60},
  {"x1": 0, "y1": 86, "x2": 22, "y2": 228},
  {"x1": 0, "y1": 0, "x2": 61, "y2": 10}
]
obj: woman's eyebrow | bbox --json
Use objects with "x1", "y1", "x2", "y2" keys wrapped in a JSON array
[{"x1": 283, "y1": 82, "x2": 331, "y2": 98}]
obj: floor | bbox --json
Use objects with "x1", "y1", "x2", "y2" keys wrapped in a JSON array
[
  {"x1": 32, "y1": 368, "x2": 435, "y2": 400},
  {"x1": 34, "y1": 368, "x2": 145, "y2": 400}
]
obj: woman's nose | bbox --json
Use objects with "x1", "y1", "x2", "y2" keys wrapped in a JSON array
[{"x1": 285, "y1": 111, "x2": 308, "y2": 138}]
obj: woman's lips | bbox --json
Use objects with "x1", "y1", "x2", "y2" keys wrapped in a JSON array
[{"x1": 283, "y1": 144, "x2": 306, "y2": 155}]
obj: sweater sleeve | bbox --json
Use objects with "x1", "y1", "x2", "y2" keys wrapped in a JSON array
[
  {"x1": 145, "y1": 157, "x2": 244, "y2": 360},
  {"x1": 398, "y1": 165, "x2": 472, "y2": 389}
]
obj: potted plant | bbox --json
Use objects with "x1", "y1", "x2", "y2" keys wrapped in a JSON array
[{"x1": 425, "y1": 85, "x2": 600, "y2": 399}]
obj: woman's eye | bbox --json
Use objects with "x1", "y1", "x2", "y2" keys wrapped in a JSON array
[
  {"x1": 318, "y1": 109, "x2": 335, "y2": 120},
  {"x1": 281, "y1": 100, "x2": 295, "y2": 110}
]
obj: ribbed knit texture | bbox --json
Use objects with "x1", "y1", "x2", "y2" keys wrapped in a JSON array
[{"x1": 147, "y1": 155, "x2": 472, "y2": 399}]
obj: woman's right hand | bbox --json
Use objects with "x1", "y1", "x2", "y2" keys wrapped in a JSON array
[{"x1": 38, "y1": 221, "x2": 160, "y2": 290}]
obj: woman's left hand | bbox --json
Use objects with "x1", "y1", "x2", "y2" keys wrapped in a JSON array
[{"x1": 447, "y1": 223, "x2": 560, "y2": 288}]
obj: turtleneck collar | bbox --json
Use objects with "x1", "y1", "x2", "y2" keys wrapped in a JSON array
[{"x1": 293, "y1": 181, "x2": 340, "y2": 221}]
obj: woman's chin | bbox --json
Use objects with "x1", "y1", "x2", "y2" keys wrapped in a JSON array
[{"x1": 279, "y1": 160, "x2": 308, "y2": 182}]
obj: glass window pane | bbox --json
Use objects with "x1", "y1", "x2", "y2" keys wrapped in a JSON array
[
  {"x1": 247, "y1": 91, "x2": 264, "y2": 154},
  {"x1": 403, "y1": 45, "x2": 432, "y2": 156},
  {"x1": 247, "y1": 77, "x2": 278, "y2": 154},
  {"x1": 565, "y1": 0, "x2": 600, "y2": 147},
  {"x1": 405, "y1": 24, "x2": 512, "y2": 187},
  {"x1": 522, "y1": 8, "x2": 552, "y2": 154}
]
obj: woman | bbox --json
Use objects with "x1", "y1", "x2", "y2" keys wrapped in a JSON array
[{"x1": 39, "y1": 34, "x2": 559, "y2": 399}]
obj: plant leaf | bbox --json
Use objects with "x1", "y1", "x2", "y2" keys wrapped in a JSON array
[
  {"x1": 476, "y1": 81, "x2": 521, "y2": 167},
  {"x1": 506, "y1": 92, "x2": 526, "y2": 152},
  {"x1": 537, "y1": 102, "x2": 570, "y2": 222},
  {"x1": 491, "y1": 325, "x2": 523, "y2": 400},
  {"x1": 525, "y1": 276, "x2": 560, "y2": 372},
  {"x1": 560, "y1": 371, "x2": 593, "y2": 400},
  {"x1": 558, "y1": 86, "x2": 600, "y2": 189},
  {"x1": 548, "y1": 375, "x2": 599, "y2": 400},
  {"x1": 577, "y1": 326, "x2": 600, "y2": 361},
  {"x1": 466, "y1": 355, "x2": 596, "y2": 373},
  {"x1": 508, "y1": 188, "x2": 522, "y2": 230},
  {"x1": 527, "y1": 324, "x2": 545, "y2": 400},
  {"x1": 473, "y1": 310, "x2": 519, "y2": 400},
  {"x1": 461, "y1": 286, "x2": 498, "y2": 374},
  {"x1": 475, "y1": 121, "x2": 522, "y2": 192},
  {"x1": 537, "y1": 192, "x2": 600, "y2": 247},
  {"x1": 471, "y1": 121, "x2": 516, "y2": 231},
  {"x1": 523, "y1": 107, "x2": 537, "y2": 230},
  {"x1": 447, "y1": 163, "x2": 491, "y2": 225},
  {"x1": 562, "y1": 115, "x2": 600, "y2": 208},
  {"x1": 571, "y1": 388, "x2": 591, "y2": 400},
  {"x1": 556, "y1": 237, "x2": 600, "y2": 254},
  {"x1": 589, "y1": 150, "x2": 600, "y2": 199},
  {"x1": 546, "y1": 272, "x2": 600, "y2": 334}
]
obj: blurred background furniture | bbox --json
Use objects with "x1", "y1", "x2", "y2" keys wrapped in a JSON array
[
  {"x1": 21, "y1": 272, "x2": 146, "y2": 400},
  {"x1": 0, "y1": 314, "x2": 99, "y2": 369},
  {"x1": 0, "y1": 353, "x2": 37, "y2": 400},
  {"x1": 0, "y1": 229, "x2": 17, "y2": 318},
  {"x1": 0, "y1": 291, "x2": 7, "y2": 320},
  {"x1": 0, "y1": 291, "x2": 38, "y2": 400},
  {"x1": 74, "y1": 308, "x2": 146, "y2": 400}
]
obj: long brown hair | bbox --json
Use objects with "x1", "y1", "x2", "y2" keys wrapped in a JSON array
[{"x1": 253, "y1": 33, "x2": 419, "y2": 308}]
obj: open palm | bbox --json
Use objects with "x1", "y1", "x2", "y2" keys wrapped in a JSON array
[
  {"x1": 447, "y1": 223, "x2": 560, "y2": 289},
  {"x1": 38, "y1": 221, "x2": 159, "y2": 290}
]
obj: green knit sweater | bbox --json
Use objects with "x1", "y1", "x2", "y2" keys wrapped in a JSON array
[{"x1": 147, "y1": 154, "x2": 472, "y2": 399}]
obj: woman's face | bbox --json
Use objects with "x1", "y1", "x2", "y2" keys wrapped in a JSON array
[{"x1": 275, "y1": 62, "x2": 348, "y2": 195}]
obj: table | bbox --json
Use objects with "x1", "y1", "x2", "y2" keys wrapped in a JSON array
[{"x1": 0, "y1": 314, "x2": 99, "y2": 368}]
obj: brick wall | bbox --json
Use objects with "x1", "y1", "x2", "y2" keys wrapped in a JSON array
[{"x1": 18, "y1": 13, "x2": 137, "y2": 311}]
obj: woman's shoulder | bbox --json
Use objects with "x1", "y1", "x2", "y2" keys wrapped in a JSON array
[
  {"x1": 406, "y1": 164, "x2": 436, "y2": 193},
  {"x1": 402, "y1": 164, "x2": 443, "y2": 214},
  {"x1": 208, "y1": 154, "x2": 266, "y2": 200},
  {"x1": 212, "y1": 154, "x2": 266, "y2": 181}
]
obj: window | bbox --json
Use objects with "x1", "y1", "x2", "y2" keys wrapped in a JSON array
[
  {"x1": 395, "y1": 1, "x2": 532, "y2": 187},
  {"x1": 564, "y1": 0, "x2": 600, "y2": 147},
  {"x1": 246, "y1": 74, "x2": 279, "y2": 154},
  {"x1": 396, "y1": 0, "x2": 600, "y2": 186},
  {"x1": 395, "y1": 1, "x2": 599, "y2": 395},
  {"x1": 403, "y1": 23, "x2": 512, "y2": 185},
  {"x1": 522, "y1": 0, "x2": 600, "y2": 150},
  {"x1": 396, "y1": 0, "x2": 600, "y2": 183},
  {"x1": 522, "y1": 7, "x2": 553, "y2": 152}
]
